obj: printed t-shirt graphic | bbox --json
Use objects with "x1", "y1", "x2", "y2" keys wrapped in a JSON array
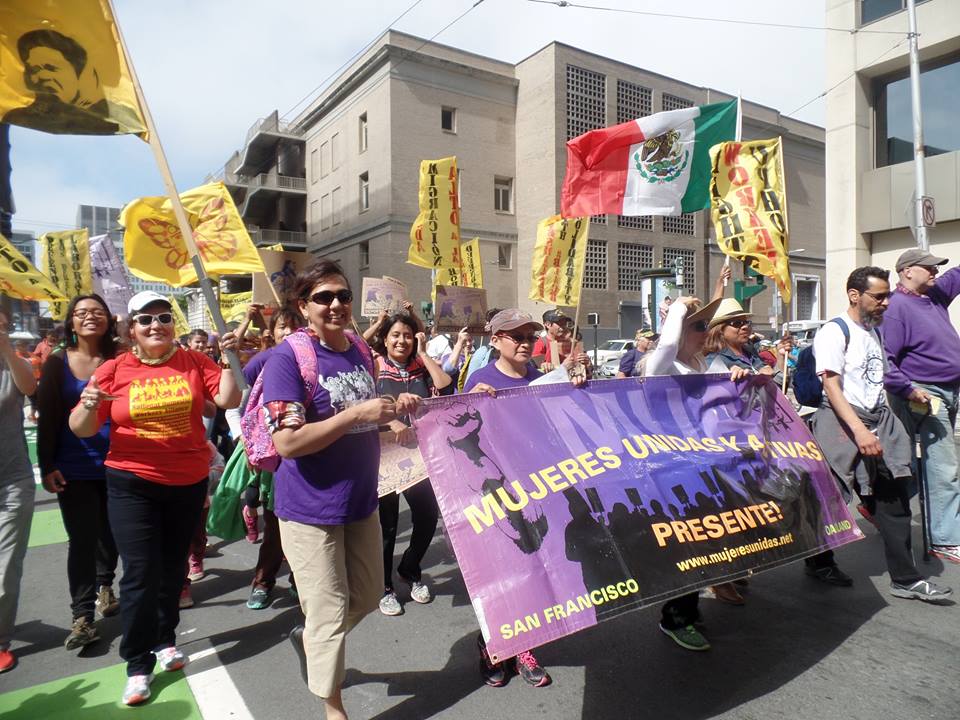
[{"x1": 93, "y1": 349, "x2": 221, "y2": 485}]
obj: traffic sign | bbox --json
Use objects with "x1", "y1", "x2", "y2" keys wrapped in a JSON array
[{"x1": 920, "y1": 196, "x2": 936, "y2": 228}]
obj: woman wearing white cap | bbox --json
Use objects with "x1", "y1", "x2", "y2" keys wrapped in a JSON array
[{"x1": 70, "y1": 291, "x2": 241, "y2": 706}]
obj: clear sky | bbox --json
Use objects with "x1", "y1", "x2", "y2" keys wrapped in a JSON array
[{"x1": 7, "y1": 0, "x2": 831, "y2": 237}]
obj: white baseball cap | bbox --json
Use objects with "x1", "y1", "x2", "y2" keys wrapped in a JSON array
[{"x1": 127, "y1": 291, "x2": 171, "y2": 315}]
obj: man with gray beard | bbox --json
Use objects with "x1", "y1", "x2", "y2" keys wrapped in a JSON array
[{"x1": 810, "y1": 266, "x2": 951, "y2": 603}]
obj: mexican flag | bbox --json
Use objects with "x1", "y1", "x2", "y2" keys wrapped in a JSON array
[{"x1": 560, "y1": 100, "x2": 737, "y2": 218}]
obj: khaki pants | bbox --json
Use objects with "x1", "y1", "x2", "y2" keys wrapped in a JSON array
[{"x1": 279, "y1": 511, "x2": 383, "y2": 698}]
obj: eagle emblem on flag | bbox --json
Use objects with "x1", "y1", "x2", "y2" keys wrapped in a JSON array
[{"x1": 634, "y1": 129, "x2": 689, "y2": 185}]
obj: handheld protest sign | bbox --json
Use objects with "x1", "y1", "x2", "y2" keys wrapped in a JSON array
[
  {"x1": 433, "y1": 284, "x2": 487, "y2": 334},
  {"x1": 360, "y1": 276, "x2": 408, "y2": 319}
]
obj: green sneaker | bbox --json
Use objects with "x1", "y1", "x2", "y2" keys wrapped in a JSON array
[
  {"x1": 247, "y1": 586, "x2": 270, "y2": 610},
  {"x1": 659, "y1": 623, "x2": 711, "y2": 651}
]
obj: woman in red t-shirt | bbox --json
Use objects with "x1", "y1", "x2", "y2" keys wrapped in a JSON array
[{"x1": 69, "y1": 291, "x2": 241, "y2": 706}]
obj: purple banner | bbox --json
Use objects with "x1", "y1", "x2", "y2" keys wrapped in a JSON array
[{"x1": 413, "y1": 375, "x2": 862, "y2": 661}]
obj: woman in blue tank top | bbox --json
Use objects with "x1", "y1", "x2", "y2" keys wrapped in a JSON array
[{"x1": 37, "y1": 294, "x2": 118, "y2": 652}]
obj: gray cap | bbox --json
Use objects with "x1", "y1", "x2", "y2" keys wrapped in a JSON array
[
  {"x1": 895, "y1": 248, "x2": 948, "y2": 272},
  {"x1": 486, "y1": 308, "x2": 543, "y2": 335}
]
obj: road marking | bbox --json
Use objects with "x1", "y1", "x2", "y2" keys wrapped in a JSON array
[{"x1": 186, "y1": 642, "x2": 254, "y2": 720}]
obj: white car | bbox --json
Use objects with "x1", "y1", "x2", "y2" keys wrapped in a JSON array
[{"x1": 593, "y1": 339, "x2": 635, "y2": 366}]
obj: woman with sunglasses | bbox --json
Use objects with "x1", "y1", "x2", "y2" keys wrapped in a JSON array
[
  {"x1": 372, "y1": 312, "x2": 452, "y2": 616},
  {"x1": 37, "y1": 294, "x2": 120, "y2": 652},
  {"x1": 261, "y1": 260, "x2": 419, "y2": 720},
  {"x1": 704, "y1": 298, "x2": 786, "y2": 380},
  {"x1": 69, "y1": 291, "x2": 240, "y2": 706},
  {"x1": 643, "y1": 296, "x2": 750, "y2": 651},
  {"x1": 462, "y1": 308, "x2": 586, "y2": 690}
]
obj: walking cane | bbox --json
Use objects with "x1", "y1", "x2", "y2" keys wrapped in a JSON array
[{"x1": 915, "y1": 404, "x2": 933, "y2": 562}]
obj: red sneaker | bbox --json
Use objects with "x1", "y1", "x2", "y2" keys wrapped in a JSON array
[
  {"x1": 179, "y1": 586, "x2": 194, "y2": 609},
  {"x1": 515, "y1": 650, "x2": 551, "y2": 687},
  {"x1": 0, "y1": 650, "x2": 16, "y2": 673},
  {"x1": 242, "y1": 506, "x2": 260, "y2": 543}
]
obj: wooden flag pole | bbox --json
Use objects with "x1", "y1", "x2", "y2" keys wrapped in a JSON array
[
  {"x1": 722, "y1": 92, "x2": 743, "y2": 290},
  {"x1": 108, "y1": 0, "x2": 246, "y2": 389}
]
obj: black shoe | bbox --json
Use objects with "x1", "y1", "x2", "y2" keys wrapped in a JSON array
[
  {"x1": 289, "y1": 625, "x2": 308, "y2": 685},
  {"x1": 805, "y1": 564, "x2": 853, "y2": 587},
  {"x1": 477, "y1": 633, "x2": 510, "y2": 687}
]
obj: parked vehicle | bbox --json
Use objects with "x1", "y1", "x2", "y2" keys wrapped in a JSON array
[
  {"x1": 597, "y1": 357, "x2": 620, "y2": 378},
  {"x1": 592, "y1": 339, "x2": 635, "y2": 365},
  {"x1": 781, "y1": 320, "x2": 825, "y2": 348}
]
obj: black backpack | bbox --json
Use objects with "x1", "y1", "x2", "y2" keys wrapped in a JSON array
[{"x1": 792, "y1": 318, "x2": 850, "y2": 408}]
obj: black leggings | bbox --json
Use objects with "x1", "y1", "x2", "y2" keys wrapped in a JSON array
[{"x1": 378, "y1": 481, "x2": 439, "y2": 590}]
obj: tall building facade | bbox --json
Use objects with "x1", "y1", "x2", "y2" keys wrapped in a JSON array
[
  {"x1": 220, "y1": 32, "x2": 826, "y2": 337},
  {"x1": 825, "y1": 0, "x2": 960, "y2": 322}
]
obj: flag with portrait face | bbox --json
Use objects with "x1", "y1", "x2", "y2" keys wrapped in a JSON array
[{"x1": 0, "y1": 0, "x2": 147, "y2": 137}]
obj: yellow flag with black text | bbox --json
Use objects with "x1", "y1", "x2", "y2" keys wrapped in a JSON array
[
  {"x1": 0, "y1": 233, "x2": 67, "y2": 302},
  {"x1": 168, "y1": 295, "x2": 190, "y2": 337},
  {"x1": 460, "y1": 238, "x2": 483, "y2": 289},
  {"x1": 529, "y1": 216, "x2": 589, "y2": 306},
  {"x1": 122, "y1": 182, "x2": 265, "y2": 287},
  {"x1": 40, "y1": 229, "x2": 93, "y2": 319},
  {"x1": 709, "y1": 138, "x2": 791, "y2": 301},
  {"x1": 408, "y1": 156, "x2": 461, "y2": 281},
  {"x1": 0, "y1": 0, "x2": 148, "y2": 137}
]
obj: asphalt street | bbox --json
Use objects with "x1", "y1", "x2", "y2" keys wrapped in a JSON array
[{"x1": 2, "y1": 475, "x2": 958, "y2": 720}]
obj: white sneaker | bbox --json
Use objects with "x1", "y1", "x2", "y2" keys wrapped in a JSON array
[
  {"x1": 156, "y1": 646, "x2": 187, "y2": 672},
  {"x1": 122, "y1": 673, "x2": 154, "y2": 705},
  {"x1": 931, "y1": 545, "x2": 960, "y2": 565},
  {"x1": 408, "y1": 580, "x2": 433, "y2": 604}
]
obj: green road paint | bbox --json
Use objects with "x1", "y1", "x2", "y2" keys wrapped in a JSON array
[
  {"x1": 0, "y1": 661, "x2": 202, "y2": 719},
  {"x1": 28, "y1": 510, "x2": 68, "y2": 548},
  {"x1": 24, "y1": 426, "x2": 38, "y2": 468}
]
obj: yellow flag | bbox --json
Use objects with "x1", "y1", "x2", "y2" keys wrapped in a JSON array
[
  {"x1": 460, "y1": 238, "x2": 483, "y2": 289},
  {"x1": 709, "y1": 138, "x2": 791, "y2": 301},
  {"x1": 408, "y1": 156, "x2": 461, "y2": 281},
  {"x1": 168, "y1": 295, "x2": 191, "y2": 337},
  {"x1": 40, "y1": 229, "x2": 93, "y2": 320},
  {"x1": 529, "y1": 216, "x2": 590, "y2": 306},
  {"x1": 122, "y1": 182, "x2": 266, "y2": 287},
  {"x1": 0, "y1": 0, "x2": 147, "y2": 137},
  {"x1": 0, "y1": 233, "x2": 67, "y2": 302},
  {"x1": 219, "y1": 291, "x2": 253, "y2": 324}
]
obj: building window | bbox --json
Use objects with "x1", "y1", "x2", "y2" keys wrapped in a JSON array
[
  {"x1": 662, "y1": 93, "x2": 693, "y2": 112},
  {"x1": 310, "y1": 149, "x2": 319, "y2": 183},
  {"x1": 441, "y1": 106, "x2": 457, "y2": 133},
  {"x1": 861, "y1": 0, "x2": 928, "y2": 25},
  {"x1": 359, "y1": 113, "x2": 368, "y2": 153},
  {"x1": 583, "y1": 240, "x2": 607, "y2": 290},
  {"x1": 566, "y1": 64, "x2": 606, "y2": 140},
  {"x1": 359, "y1": 172, "x2": 369, "y2": 212},
  {"x1": 359, "y1": 241, "x2": 370, "y2": 269},
  {"x1": 310, "y1": 200, "x2": 319, "y2": 234},
  {"x1": 617, "y1": 243, "x2": 654, "y2": 292},
  {"x1": 331, "y1": 133, "x2": 341, "y2": 171},
  {"x1": 875, "y1": 53, "x2": 960, "y2": 167},
  {"x1": 494, "y1": 177, "x2": 512, "y2": 213},
  {"x1": 663, "y1": 213, "x2": 696, "y2": 235},
  {"x1": 332, "y1": 186, "x2": 341, "y2": 226},
  {"x1": 617, "y1": 215, "x2": 653, "y2": 231},
  {"x1": 320, "y1": 194, "x2": 331, "y2": 230},
  {"x1": 320, "y1": 141, "x2": 330, "y2": 178},
  {"x1": 498, "y1": 243, "x2": 512, "y2": 269},
  {"x1": 590, "y1": 214, "x2": 607, "y2": 225},
  {"x1": 663, "y1": 247, "x2": 695, "y2": 291},
  {"x1": 616, "y1": 79, "x2": 652, "y2": 123}
]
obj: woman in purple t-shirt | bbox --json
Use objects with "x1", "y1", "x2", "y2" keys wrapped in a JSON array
[{"x1": 261, "y1": 260, "x2": 419, "y2": 720}]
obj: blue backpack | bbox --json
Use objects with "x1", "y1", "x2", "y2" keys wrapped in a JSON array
[{"x1": 792, "y1": 318, "x2": 850, "y2": 408}]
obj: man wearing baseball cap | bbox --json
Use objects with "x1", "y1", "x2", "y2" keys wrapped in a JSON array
[
  {"x1": 616, "y1": 329, "x2": 658, "y2": 378},
  {"x1": 883, "y1": 248, "x2": 960, "y2": 564}
]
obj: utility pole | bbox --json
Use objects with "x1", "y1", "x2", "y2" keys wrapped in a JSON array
[{"x1": 906, "y1": 0, "x2": 930, "y2": 251}]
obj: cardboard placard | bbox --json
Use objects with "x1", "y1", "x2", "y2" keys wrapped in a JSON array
[
  {"x1": 433, "y1": 284, "x2": 487, "y2": 333},
  {"x1": 360, "y1": 276, "x2": 408, "y2": 319},
  {"x1": 253, "y1": 249, "x2": 314, "y2": 305}
]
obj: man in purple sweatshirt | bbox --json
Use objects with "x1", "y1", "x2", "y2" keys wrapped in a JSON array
[{"x1": 883, "y1": 248, "x2": 960, "y2": 564}]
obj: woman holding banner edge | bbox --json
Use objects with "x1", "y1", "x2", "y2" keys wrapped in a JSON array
[
  {"x1": 463, "y1": 307, "x2": 587, "y2": 689},
  {"x1": 642, "y1": 295, "x2": 751, "y2": 651}
]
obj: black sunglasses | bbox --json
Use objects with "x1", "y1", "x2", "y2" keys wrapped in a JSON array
[
  {"x1": 726, "y1": 318, "x2": 752, "y2": 328},
  {"x1": 500, "y1": 332, "x2": 539, "y2": 345},
  {"x1": 862, "y1": 290, "x2": 892, "y2": 302},
  {"x1": 306, "y1": 289, "x2": 353, "y2": 306},
  {"x1": 688, "y1": 320, "x2": 708, "y2": 332},
  {"x1": 132, "y1": 312, "x2": 174, "y2": 327}
]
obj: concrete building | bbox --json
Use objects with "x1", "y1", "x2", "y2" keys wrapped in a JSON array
[
  {"x1": 223, "y1": 31, "x2": 827, "y2": 338},
  {"x1": 825, "y1": 0, "x2": 960, "y2": 322},
  {"x1": 7, "y1": 229, "x2": 40, "y2": 335}
]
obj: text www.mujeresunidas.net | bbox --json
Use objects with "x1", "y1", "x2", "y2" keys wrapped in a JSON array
[{"x1": 676, "y1": 533, "x2": 795, "y2": 572}]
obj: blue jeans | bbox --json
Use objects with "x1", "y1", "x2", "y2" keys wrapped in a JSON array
[{"x1": 890, "y1": 382, "x2": 960, "y2": 546}]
